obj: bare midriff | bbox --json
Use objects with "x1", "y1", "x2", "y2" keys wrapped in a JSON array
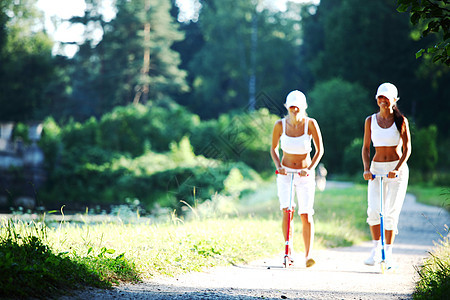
[
  {"x1": 281, "y1": 152, "x2": 311, "y2": 169},
  {"x1": 373, "y1": 145, "x2": 401, "y2": 162}
]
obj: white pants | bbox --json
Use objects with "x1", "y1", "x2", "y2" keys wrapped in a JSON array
[
  {"x1": 367, "y1": 161, "x2": 409, "y2": 234},
  {"x1": 277, "y1": 166, "x2": 315, "y2": 219}
]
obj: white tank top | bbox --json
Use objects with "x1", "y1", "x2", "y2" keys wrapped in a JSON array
[
  {"x1": 371, "y1": 114, "x2": 401, "y2": 147},
  {"x1": 280, "y1": 118, "x2": 312, "y2": 155}
]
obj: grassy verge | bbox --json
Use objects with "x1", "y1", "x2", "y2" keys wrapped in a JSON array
[
  {"x1": 408, "y1": 185, "x2": 450, "y2": 212},
  {"x1": 0, "y1": 182, "x2": 373, "y2": 298},
  {"x1": 407, "y1": 184, "x2": 450, "y2": 299},
  {"x1": 0, "y1": 219, "x2": 138, "y2": 299},
  {"x1": 413, "y1": 235, "x2": 450, "y2": 299}
]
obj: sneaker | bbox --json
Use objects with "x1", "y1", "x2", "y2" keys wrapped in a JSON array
[
  {"x1": 385, "y1": 257, "x2": 398, "y2": 271},
  {"x1": 306, "y1": 257, "x2": 315, "y2": 268},
  {"x1": 364, "y1": 248, "x2": 381, "y2": 266},
  {"x1": 364, "y1": 256, "x2": 378, "y2": 266}
]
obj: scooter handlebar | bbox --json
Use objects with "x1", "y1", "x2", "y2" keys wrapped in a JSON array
[
  {"x1": 372, "y1": 174, "x2": 398, "y2": 179},
  {"x1": 275, "y1": 170, "x2": 308, "y2": 176}
]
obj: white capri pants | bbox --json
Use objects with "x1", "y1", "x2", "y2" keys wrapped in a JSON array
[
  {"x1": 277, "y1": 166, "x2": 315, "y2": 220},
  {"x1": 367, "y1": 161, "x2": 409, "y2": 234}
]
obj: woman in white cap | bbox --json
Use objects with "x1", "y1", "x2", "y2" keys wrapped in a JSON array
[
  {"x1": 362, "y1": 82, "x2": 411, "y2": 269},
  {"x1": 270, "y1": 90, "x2": 324, "y2": 267}
]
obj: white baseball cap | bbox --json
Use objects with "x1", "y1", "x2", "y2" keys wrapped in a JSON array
[
  {"x1": 285, "y1": 90, "x2": 307, "y2": 109},
  {"x1": 375, "y1": 83, "x2": 399, "y2": 102}
]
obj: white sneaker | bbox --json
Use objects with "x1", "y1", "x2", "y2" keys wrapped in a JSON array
[
  {"x1": 386, "y1": 260, "x2": 399, "y2": 271},
  {"x1": 364, "y1": 248, "x2": 381, "y2": 266},
  {"x1": 385, "y1": 252, "x2": 398, "y2": 270}
]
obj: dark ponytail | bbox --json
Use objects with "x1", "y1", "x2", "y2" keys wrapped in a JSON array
[{"x1": 393, "y1": 104, "x2": 404, "y2": 133}]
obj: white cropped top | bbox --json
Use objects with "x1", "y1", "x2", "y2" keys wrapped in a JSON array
[
  {"x1": 371, "y1": 114, "x2": 401, "y2": 147},
  {"x1": 280, "y1": 118, "x2": 312, "y2": 155}
]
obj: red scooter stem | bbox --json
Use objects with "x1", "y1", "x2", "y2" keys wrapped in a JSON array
[
  {"x1": 284, "y1": 172, "x2": 295, "y2": 267},
  {"x1": 285, "y1": 209, "x2": 292, "y2": 256}
]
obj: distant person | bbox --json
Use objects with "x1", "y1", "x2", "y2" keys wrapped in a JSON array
[
  {"x1": 316, "y1": 163, "x2": 327, "y2": 191},
  {"x1": 270, "y1": 90, "x2": 324, "y2": 268},
  {"x1": 361, "y1": 83, "x2": 411, "y2": 269}
]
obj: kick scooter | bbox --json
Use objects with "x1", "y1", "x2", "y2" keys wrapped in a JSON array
[
  {"x1": 276, "y1": 170, "x2": 302, "y2": 268},
  {"x1": 372, "y1": 173, "x2": 396, "y2": 274}
]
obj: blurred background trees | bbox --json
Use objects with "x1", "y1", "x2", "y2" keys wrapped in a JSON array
[
  {"x1": 0, "y1": 0, "x2": 449, "y2": 212},
  {"x1": 0, "y1": 0, "x2": 56, "y2": 122}
]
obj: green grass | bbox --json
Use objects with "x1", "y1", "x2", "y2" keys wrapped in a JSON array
[
  {"x1": 0, "y1": 219, "x2": 137, "y2": 299},
  {"x1": 413, "y1": 235, "x2": 450, "y2": 300},
  {"x1": 6, "y1": 181, "x2": 442, "y2": 298},
  {"x1": 49, "y1": 218, "x2": 282, "y2": 278},
  {"x1": 402, "y1": 184, "x2": 450, "y2": 299},
  {"x1": 408, "y1": 185, "x2": 450, "y2": 212}
]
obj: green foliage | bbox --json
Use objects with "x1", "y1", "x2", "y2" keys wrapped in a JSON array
[
  {"x1": 38, "y1": 104, "x2": 263, "y2": 212},
  {"x1": 36, "y1": 183, "x2": 369, "y2": 282},
  {"x1": 410, "y1": 124, "x2": 439, "y2": 176},
  {"x1": 302, "y1": 0, "x2": 419, "y2": 93},
  {"x1": 0, "y1": 0, "x2": 57, "y2": 122},
  {"x1": 170, "y1": 136, "x2": 196, "y2": 164},
  {"x1": 0, "y1": 182, "x2": 376, "y2": 297},
  {"x1": 342, "y1": 138, "x2": 364, "y2": 176},
  {"x1": 0, "y1": 220, "x2": 111, "y2": 298},
  {"x1": 66, "y1": 0, "x2": 188, "y2": 118},
  {"x1": 413, "y1": 236, "x2": 450, "y2": 299},
  {"x1": 190, "y1": 108, "x2": 278, "y2": 174},
  {"x1": 11, "y1": 122, "x2": 30, "y2": 144},
  {"x1": 223, "y1": 167, "x2": 253, "y2": 196},
  {"x1": 299, "y1": 0, "x2": 450, "y2": 152},
  {"x1": 308, "y1": 78, "x2": 371, "y2": 173},
  {"x1": 397, "y1": 0, "x2": 450, "y2": 65},
  {"x1": 186, "y1": 0, "x2": 305, "y2": 118},
  {"x1": 97, "y1": 103, "x2": 199, "y2": 154}
]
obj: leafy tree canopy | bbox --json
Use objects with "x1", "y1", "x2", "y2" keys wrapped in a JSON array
[{"x1": 397, "y1": 0, "x2": 450, "y2": 66}]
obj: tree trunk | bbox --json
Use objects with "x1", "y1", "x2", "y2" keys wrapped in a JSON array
[{"x1": 134, "y1": 0, "x2": 151, "y2": 105}]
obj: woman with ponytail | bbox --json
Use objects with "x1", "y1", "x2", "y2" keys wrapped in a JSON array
[{"x1": 361, "y1": 83, "x2": 412, "y2": 269}]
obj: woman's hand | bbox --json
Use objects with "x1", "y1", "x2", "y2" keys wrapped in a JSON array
[
  {"x1": 300, "y1": 169, "x2": 310, "y2": 177},
  {"x1": 388, "y1": 170, "x2": 399, "y2": 179},
  {"x1": 363, "y1": 170, "x2": 373, "y2": 181},
  {"x1": 277, "y1": 167, "x2": 287, "y2": 175}
]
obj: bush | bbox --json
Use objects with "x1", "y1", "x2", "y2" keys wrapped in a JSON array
[
  {"x1": 57, "y1": 102, "x2": 199, "y2": 157},
  {"x1": 39, "y1": 117, "x2": 62, "y2": 174},
  {"x1": 40, "y1": 134, "x2": 261, "y2": 213},
  {"x1": 190, "y1": 108, "x2": 278, "y2": 174},
  {"x1": 37, "y1": 103, "x2": 269, "y2": 212}
]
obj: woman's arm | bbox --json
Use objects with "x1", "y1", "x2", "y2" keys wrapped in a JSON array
[
  {"x1": 390, "y1": 117, "x2": 412, "y2": 178},
  {"x1": 307, "y1": 118, "x2": 324, "y2": 173},
  {"x1": 270, "y1": 120, "x2": 284, "y2": 174},
  {"x1": 362, "y1": 116, "x2": 373, "y2": 180}
]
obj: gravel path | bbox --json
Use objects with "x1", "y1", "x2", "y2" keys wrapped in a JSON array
[{"x1": 62, "y1": 192, "x2": 449, "y2": 300}]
